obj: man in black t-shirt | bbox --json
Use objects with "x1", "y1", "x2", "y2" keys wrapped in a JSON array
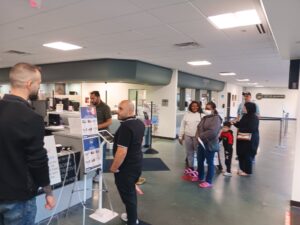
[{"x1": 110, "y1": 100, "x2": 145, "y2": 225}]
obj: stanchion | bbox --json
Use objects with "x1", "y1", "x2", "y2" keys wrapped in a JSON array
[
  {"x1": 144, "y1": 101, "x2": 159, "y2": 154},
  {"x1": 275, "y1": 112, "x2": 287, "y2": 149}
]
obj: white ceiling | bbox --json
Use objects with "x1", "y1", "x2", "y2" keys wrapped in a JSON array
[{"x1": 0, "y1": 0, "x2": 294, "y2": 87}]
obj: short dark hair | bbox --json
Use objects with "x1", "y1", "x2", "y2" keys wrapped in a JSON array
[
  {"x1": 90, "y1": 91, "x2": 100, "y2": 97},
  {"x1": 223, "y1": 121, "x2": 231, "y2": 128},
  {"x1": 188, "y1": 101, "x2": 200, "y2": 112}
]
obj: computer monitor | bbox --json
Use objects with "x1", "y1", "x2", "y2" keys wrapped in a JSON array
[
  {"x1": 61, "y1": 98, "x2": 69, "y2": 111},
  {"x1": 31, "y1": 100, "x2": 48, "y2": 119},
  {"x1": 48, "y1": 113, "x2": 61, "y2": 126},
  {"x1": 70, "y1": 101, "x2": 80, "y2": 111}
]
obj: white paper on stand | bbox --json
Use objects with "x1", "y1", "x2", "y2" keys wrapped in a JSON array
[{"x1": 44, "y1": 136, "x2": 61, "y2": 185}]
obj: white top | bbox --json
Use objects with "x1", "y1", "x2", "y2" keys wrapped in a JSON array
[{"x1": 179, "y1": 111, "x2": 202, "y2": 139}]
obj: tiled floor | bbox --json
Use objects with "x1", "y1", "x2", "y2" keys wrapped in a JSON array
[{"x1": 40, "y1": 120, "x2": 298, "y2": 225}]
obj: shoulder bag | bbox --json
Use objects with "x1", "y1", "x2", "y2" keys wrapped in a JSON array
[{"x1": 237, "y1": 132, "x2": 252, "y2": 141}]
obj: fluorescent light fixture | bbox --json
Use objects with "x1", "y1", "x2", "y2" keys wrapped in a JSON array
[
  {"x1": 247, "y1": 82, "x2": 258, "y2": 85},
  {"x1": 208, "y1": 9, "x2": 261, "y2": 29},
  {"x1": 255, "y1": 85, "x2": 264, "y2": 87},
  {"x1": 187, "y1": 60, "x2": 211, "y2": 66},
  {"x1": 43, "y1": 42, "x2": 82, "y2": 51},
  {"x1": 219, "y1": 72, "x2": 236, "y2": 76},
  {"x1": 236, "y1": 78, "x2": 250, "y2": 82}
]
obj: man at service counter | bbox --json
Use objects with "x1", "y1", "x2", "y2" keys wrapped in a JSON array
[
  {"x1": 0, "y1": 63, "x2": 55, "y2": 224},
  {"x1": 110, "y1": 100, "x2": 145, "y2": 225},
  {"x1": 90, "y1": 91, "x2": 112, "y2": 182}
]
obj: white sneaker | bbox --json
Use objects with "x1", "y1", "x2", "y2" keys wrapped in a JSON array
[
  {"x1": 121, "y1": 213, "x2": 128, "y2": 222},
  {"x1": 121, "y1": 213, "x2": 139, "y2": 224},
  {"x1": 223, "y1": 172, "x2": 232, "y2": 177},
  {"x1": 93, "y1": 175, "x2": 100, "y2": 183}
]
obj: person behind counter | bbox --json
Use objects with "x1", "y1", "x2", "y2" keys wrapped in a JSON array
[
  {"x1": 90, "y1": 90, "x2": 112, "y2": 182},
  {"x1": 0, "y1": 63, "x2": 55, "y2": 224}
]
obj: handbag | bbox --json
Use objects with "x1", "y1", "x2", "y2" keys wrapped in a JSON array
[{"x1": 237, "y1": 132, "x2": 252, "y2": 141}]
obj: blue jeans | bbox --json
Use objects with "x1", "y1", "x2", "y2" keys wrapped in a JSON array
[
  {"x1": 0, "y1": 197, "x2": 36, "y2": 225},
  {"x1": 197, "y1": 144, "x2": 215, "y2": 184}
]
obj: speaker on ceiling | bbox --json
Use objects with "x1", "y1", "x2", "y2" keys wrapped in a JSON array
[{"x1": 289, "y1": 59, "x2": 300, "y2": 89}]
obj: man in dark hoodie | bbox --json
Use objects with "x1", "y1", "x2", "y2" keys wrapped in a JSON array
[{"x1": 0, "y1": 63, "x2": 55, "y2": 225}]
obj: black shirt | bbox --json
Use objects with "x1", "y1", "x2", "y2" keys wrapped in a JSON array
[
  {"x1": 0, "y1": 94, "x2": 50, "y2": 201},
  {"x1": 113, "y1": 117, "x2": 145, "y2": 172}
]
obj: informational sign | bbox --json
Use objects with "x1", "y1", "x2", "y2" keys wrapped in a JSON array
[
  {"x1": 80, "y1": 106, "x2": 102, "y2": 173},
  {"x1": 44, "y1": 136, "x2": 61, "y2": 185},
  {"x1": 256, "y1": 93, "x2": 285, "y2": 100},
  {"x1": 80, "y1": 107, "x2": 98, "y2": 136}
]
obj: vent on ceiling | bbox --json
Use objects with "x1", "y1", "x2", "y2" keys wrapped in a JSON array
[
  {"x1": 174, "y1": 42, "x2": 201, "y2": 48},
  {"x1": 256, "y1": 24, "x2": 266, "y2": 34},
  {"x1": 5, "y1": 50, "x2": 31, "y2": 55}
]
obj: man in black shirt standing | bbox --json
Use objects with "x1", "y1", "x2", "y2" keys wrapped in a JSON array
[
  {"x1": 0, "y1": 63, "x2": 55, "y2": 224},
  {"x1": 110, "y1": 100, "x2": 145, "y2": 225}
]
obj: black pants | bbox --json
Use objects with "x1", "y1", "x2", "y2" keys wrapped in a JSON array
[
  {"x1": 224, "y1": 145, "x2": 233, "y2": 173},
  {"x1": 237, "y1": 141, "x2": 252, "y2": 174},
  {"x1": 115, "y1": 170, "x2": 141, "y2": 225}
]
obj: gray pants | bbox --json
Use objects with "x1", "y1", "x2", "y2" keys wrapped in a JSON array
[{"x1": 184, "y1": 135, "x2": 198, "y2": 168}]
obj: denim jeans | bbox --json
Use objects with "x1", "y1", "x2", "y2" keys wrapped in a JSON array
[
  {"x1": 197, "y1": 144, "x2": 216, "y2": 184},
  {"x1": 0, "y1": 197, "x2": 37, "y2": 225}
]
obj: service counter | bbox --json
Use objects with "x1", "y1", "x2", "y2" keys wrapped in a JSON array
[{"x1": 35, "y1": 130, "x2": 94, "y2": 224}]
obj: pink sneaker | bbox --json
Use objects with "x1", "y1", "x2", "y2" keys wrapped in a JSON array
[
  {"x1": 188, "y1": 170, "x2": 199, "y2": 182},
  {"x1": 198, "y1": 182, "x2": 213, "y2": 188}
]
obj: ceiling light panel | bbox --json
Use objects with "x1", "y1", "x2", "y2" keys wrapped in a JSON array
[
  {"x1": 219, "y1": 72, "x2": 236, "y2": 76},
  {"x1": 208, "y1": 9, "x2": 261, "y2": 29},
  {"x1": 187, "y1": 60, "x2": 211, "y2": 66},
  {"x1": 43, "y1": 42, "x2": 82, "y2": 51},
  {"x1": 236, "y1": 79, "x2": 250, "y2": 82}
]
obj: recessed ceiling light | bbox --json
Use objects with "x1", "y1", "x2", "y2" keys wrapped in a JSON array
[
  {"x1": 187, "y1": 60, "x2": 211, "y2": 66},
  {"x1": 208, "y1": 9, "x2": 261, "y2": 29},
  {"x1": 43, "y1": 42, "x2": 82, "y2": 51},
  {"x1": 219, "y1": 72, "x2": 236, "y2": 76},
  {"x1": 236, "y1": 79, "x2": 250, "y2": 82}
]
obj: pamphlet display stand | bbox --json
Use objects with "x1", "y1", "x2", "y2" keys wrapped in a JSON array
[
  {"x1": 89, "y1": 130, "x2": 118, "y2": 223},
  {"x1": 67, "y1": 107, "x2": 117, "y2": 225}
]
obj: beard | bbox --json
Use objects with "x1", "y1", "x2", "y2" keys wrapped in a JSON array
[{"x1": 28, "y1": 91, "x2": 39, "y2": 101}]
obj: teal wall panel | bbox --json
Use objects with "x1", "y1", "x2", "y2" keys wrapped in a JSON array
[{"x1": 178, "y1": 71, "x2": 225, "y2": 91}]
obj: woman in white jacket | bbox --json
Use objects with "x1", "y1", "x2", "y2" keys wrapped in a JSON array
[{"x1": 179, "y1": 101, "x2": 202, "y2": 179}]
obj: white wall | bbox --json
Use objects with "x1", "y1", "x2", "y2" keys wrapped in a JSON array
[
  {"x1": 217, "y1": 82, "x2": 244, "y2": 118},
  {"x1": 146, "y1": 70, "x2": 178, "y2": 139},
  {"x1": 245, "y1": 87, "x2": 298, "y2": 118}
]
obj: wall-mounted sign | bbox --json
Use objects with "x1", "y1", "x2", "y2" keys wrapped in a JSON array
[
  {"x1": 161, "y1": 99, "x2": 168, "y2": 107},
  {"x1": 256, "y1": 93, "x2": 285, "y2": 100}
]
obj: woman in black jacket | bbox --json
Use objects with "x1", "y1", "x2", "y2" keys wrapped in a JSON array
[{"x1": 233, "y1": 102, "x2": 259, "y2": 176}]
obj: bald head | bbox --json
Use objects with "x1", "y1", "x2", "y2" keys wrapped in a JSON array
[
  {"x1": 9, "y1": 63, "x2": 41, "y2": 88},
  {"x1": 117, "y1": 100, "x2": 135, "y2": 120}
]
